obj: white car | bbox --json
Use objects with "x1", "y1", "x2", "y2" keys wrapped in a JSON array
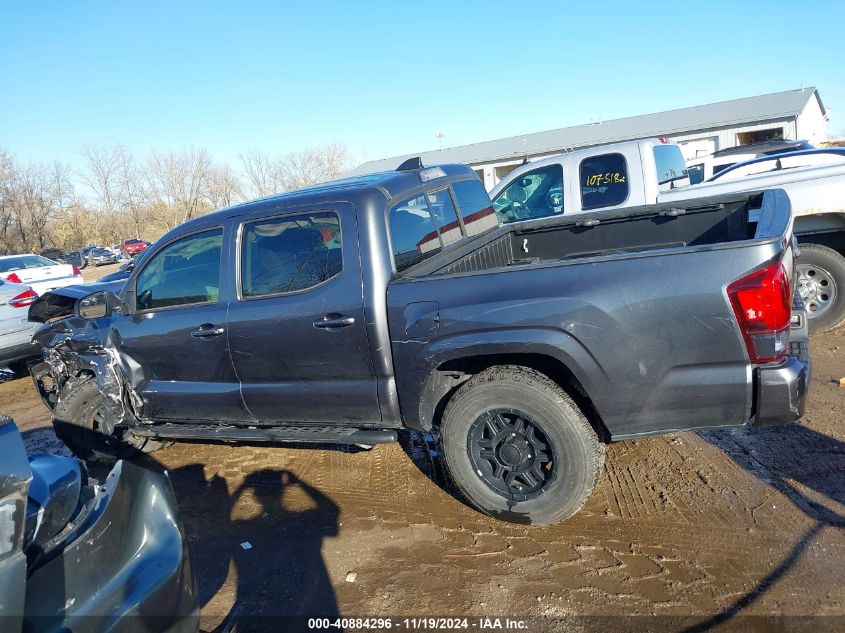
[
  {"x1": 0, "y1": 254, "x2": 84, "y2": 296},
  {"x1": 0, "y1": 277, "x2": 39, "y2": 367}
]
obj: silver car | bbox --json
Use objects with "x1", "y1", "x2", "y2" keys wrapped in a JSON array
[{"x1": 0, "y1": 278, "x2": 39, "y2": 368}]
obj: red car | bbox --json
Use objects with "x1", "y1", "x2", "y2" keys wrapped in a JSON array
[{"x1": 121, "y1": 238, "x2": 149, "y2": 258}]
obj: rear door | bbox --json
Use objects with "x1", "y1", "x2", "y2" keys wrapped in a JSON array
[
  {"x1": 226, "y1": 203, "x2": 381, "y2": 425},
  {"x1": 111, "y1": 223, "x2": 246, "y2": 422}
]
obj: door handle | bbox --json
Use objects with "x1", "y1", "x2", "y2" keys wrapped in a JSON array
[
  {"x1": 191, "y1": 324, "x2": 225, "y2": 338},
  {"x1": 312, "y1": 314, "x2": 355, "y2": 330}
]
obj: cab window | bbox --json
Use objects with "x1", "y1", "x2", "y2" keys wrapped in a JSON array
[
  {"x1": 580, "y1": 153, "x2": 628, "y2": 210},
  {"x1": 426, "y1": 188, "x2": 462, "y2": 246},
  {"x1": 389, "y1": 193, "x2": 441, "y2": 273},
  {"x1": 452, "y1": 179, "x2": 498, "y2": 237},
  {"x1": 135, "y1": 229, "x2": 223, "y2": 311},
  {"x1": 241, "y1": 212, "x2": 342, "y2": 297},
  {"x1": 492, "y1": 164, "x2": 563, "y2": 223}
]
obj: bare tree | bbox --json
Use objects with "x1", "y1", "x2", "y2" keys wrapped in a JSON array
[
  {"x1": 207, "y1": 162, "x2": 244, "y2": 209},
  {"x1": 278, "y1": 143, "x2": 352, "y2": 190},
  {"x1": 0, "y1": 142, "x2": 352, "y2": 255},
  {"x1": 80, "y1": 145, "x2": 121, "y2": 214},
  {"x1": 114, "y1": 146, "x2": 148, "y2": 237},
  {"x1": 239, "y1": 148, "x2": 283, "y2": 198},
  {"x1": 146, "y1": 147, "x2": 213, "y2": 229},
  {"x1": 0, "y1": 149, "x2": 16, "y2": 254}
]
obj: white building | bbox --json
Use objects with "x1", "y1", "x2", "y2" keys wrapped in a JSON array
[{"x1": 349, "y1": 87, "x2": 829, "y2": 190}]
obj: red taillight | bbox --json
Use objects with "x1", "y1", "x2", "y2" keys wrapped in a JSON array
[
  {"x1": 9, "y1": 288, "x2": 38, "y2": 308},
  {"x1": 72, "y1": 265, "x2": 82, "y2": 276},
  {"x1": 727, "y1": 262, "x2": 791, "y2": 363},
  {"x1": 5, "y1": 272, "x2": 23, "y2": 284}
]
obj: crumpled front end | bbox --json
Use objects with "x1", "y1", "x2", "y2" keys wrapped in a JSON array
[{"x1": 28, "y1": 298, "x2": 145, "y2": 430}]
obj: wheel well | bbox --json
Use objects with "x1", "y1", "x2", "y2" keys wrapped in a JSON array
[{"x1": 421, "y1": 353, "x2": 609, "y2": 441}]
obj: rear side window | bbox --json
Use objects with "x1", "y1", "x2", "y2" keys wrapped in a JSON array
[
  {"x1": 653, "y1": 144, "x2": 689, "y2": 189},
  {"x1": 452, "y1": 179, "x2": 498, "y2": 236},
  {"x1": 580, "y1": 153, "x2": 628, "y2": 210},
  {"x1": 241, "y1": 212, "x2": 342, "y2": 297},
  {"x1": 389, "y1": 193, "x2": 441, "y2": 273},
  {"x1": 135, "y1": 229, "x2": 223, "y2": 311}
]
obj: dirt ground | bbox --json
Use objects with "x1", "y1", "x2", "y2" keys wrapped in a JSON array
[{"x1": 1, "y1": 277, "x2": 843, "y2": 631}]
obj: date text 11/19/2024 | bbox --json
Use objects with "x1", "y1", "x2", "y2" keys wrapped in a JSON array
[{"x1": 307, "y1": 618, "x2": 528, "y2": 630}]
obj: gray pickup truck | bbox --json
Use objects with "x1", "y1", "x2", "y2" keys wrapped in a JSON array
[{"x1": 27, "y1": 161, "x2": 810, "y2": 524}]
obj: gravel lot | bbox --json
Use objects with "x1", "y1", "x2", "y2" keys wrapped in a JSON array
[{"x1": 2, "y1": 269, "x2": 843, "y2": 631}]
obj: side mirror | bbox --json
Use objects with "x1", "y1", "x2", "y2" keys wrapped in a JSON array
[{"x1": 77, "y1": 291, "x2": 119, "y2": 320}]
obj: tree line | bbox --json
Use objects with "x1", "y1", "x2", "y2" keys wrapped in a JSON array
[{"x1": 0, "y1": 143, "x2": 352, "y2": 255}]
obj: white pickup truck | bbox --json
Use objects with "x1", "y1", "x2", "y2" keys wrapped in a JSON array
[{"x1": 490, "y1": 140, "x2": 845, "y2": 332}]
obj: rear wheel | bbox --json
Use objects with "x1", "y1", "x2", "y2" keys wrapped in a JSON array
[
  {"x1": 440, "y1": 365, "x2": 604, "y2": 525},
  {"x1": 53, "y1": 376, "x2": 169, "y2": 462},
  {"x1": 796, "y1": 243, "x2": 845, "y2": 332}
]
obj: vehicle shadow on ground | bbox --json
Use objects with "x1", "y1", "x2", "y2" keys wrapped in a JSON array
[
  {"x1": 692, "y1": 424, "x2": 845, "y2": 633},
  {"x1": 21, "y1": 426, "x2": 341, "y2": 633}
]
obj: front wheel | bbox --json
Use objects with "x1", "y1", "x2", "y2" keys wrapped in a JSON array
[
  {"x1": 440, "y1": 366, "x2": 604, "y2": 525},
  {"x1": 53, "y1": 376, "x2": 169, "y2": 462},
  {"x1": 796, "y1": 243, "x2": 845, "y2": 332}
]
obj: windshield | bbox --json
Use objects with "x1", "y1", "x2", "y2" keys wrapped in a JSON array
[
  {"x1": 125, "y1": 239, "x2": 143, "y2": 245},
  {"x1": 0, "y1": 255, "x2": 56, "y2": 272},
  {"x1": 653, "y1": 144, "x2": 689, "y2": 188}
]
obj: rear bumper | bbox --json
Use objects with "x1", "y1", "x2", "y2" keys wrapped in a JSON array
[{"x1": 753, "y1": 355, "x2": 811, "y2": 426}]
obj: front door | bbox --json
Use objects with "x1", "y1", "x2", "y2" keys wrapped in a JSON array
[
  {"x1": 113, "y1": 225, "x2": 246, "y2": 422},
  {"x1": 226, "y1": 204, "x2": 381, "y2": 425}
]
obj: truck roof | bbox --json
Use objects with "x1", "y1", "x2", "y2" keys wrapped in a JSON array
[{"x1": 190, "y1": 163, "x2": 478, "y2": 229}]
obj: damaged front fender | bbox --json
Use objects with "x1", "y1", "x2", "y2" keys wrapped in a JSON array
[{"x1": 29, "y1": 289, "x2": 146, "y2": 429}]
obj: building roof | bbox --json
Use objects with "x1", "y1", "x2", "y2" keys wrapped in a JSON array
[{"x1": 349, "y1": 87, "x2": 824, "y2": 175}]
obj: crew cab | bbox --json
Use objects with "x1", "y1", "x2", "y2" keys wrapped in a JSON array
[
  {"x1": 28, "y1": 163, "x2": 809, "y2": 525},
  {"x1": 492, "y1": 140, "x2": 845, "y2": 332}
]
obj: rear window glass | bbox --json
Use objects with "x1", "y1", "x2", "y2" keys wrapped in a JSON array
[
  {"x1": 453, "y1": 179, "x2": 498, "y2": 237},
  {"x1": 389, "y1": 194, "x2": 441, "y2": 273},
  {"x1": 0, "y1": 255, "x2": 55, "y2": 272},
  {"x1": 580, "y1": 153, "x2": 629, "y2": 210},
  {"x1": 426, "y1": 188, "x2": 462, "y2": 246}
]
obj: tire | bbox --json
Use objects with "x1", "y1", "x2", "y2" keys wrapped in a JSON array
[
  {"x1": 53, "y1": 376, "x2": 169, "y2": 462},
  {"x1": 797, "y1": 243, "x2": 845, "y2": 332},
  {"x1": 439, "y1": 365, "x2": 604, "y2": 525}
]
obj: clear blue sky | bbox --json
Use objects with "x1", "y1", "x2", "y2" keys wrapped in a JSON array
[{"x1": 2, "y1": 0, "x2": 843, "y2": 169}]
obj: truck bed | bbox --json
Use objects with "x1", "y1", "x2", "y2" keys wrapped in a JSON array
[
  {"x1": 411, "y1": 193, "x2": 770, "y2": 278},
  {"x1": 387, "y1": 190, "x2": 796, "y2": 439}
]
